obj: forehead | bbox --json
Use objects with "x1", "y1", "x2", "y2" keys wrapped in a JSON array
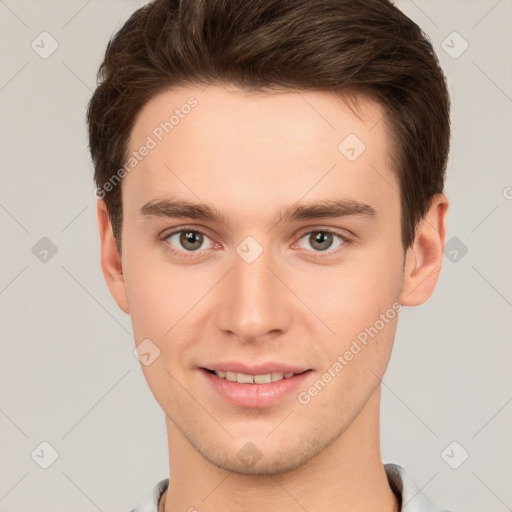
[
  {"x1": 129, "y1": 84, "x2": 388, "y2": 155},
  {"x1": 123, "y1": 84, "x2": 398, "y2": 228}
]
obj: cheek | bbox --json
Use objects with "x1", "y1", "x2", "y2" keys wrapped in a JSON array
[
  {"x1": 124, "y1": 264, "x2": 173, "y2": 341},
  {"x1": 301, "y1": 256, "x2": 401, "y2": 336},
  {"x1": 305, "y1": 266, "x2": 401, "y2": 398},
  {"x1": 122, "y1": 252, "x2": 214, "y2": 353},
  {"x1": 302, "y1": 252, "x2": 402, "y2": 373},
  {"x1": 124, "y1": 262, "x2": 191, "y2": 399},
  {"x1": 122, "y1": 259, "x2": 199, "y2": 384}
]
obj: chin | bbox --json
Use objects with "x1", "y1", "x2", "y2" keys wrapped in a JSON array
[
  {"x1": 194, "y1": 429, "x2": 340, "y2": 476},
  {"x1": 207, "y1": 450, "x2": 310, "y2": 476}
]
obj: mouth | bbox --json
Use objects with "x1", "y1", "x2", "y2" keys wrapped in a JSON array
[
  {"x1": 200, "y1": 366, "x2": 313, "y2": 408},
  {"x1": 203, "y1": 368, "x2": 302, "y2": 384}
]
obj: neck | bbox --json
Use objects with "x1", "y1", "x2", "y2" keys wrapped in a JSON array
[{"x1": 161, "y1": 386, "x2": 399, "y2": 512}]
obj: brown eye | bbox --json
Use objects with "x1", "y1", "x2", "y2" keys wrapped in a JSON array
[
  {"x1": 179, "y1": 231, "x2": 204, "y2": 251},
  {"x1": 164, "y1": 229, "x2": 215, "y2": 254},
  {"x1": 310, "y1": 232, "x2": 333, "y2": 251},
  {"x1": 297, "y1": 230, "x2": 346, "y2": 254}
]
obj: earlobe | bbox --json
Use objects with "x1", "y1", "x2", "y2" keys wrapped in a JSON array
[
  {"x1": 399, "y1": 194, "x2": 449, "y2": 307},
  {"x1": 96, "y1": 200, "x2": 130, "y2": 314}
]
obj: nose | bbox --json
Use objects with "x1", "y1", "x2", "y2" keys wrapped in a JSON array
[{"x1": 215, "y1": 242, "x2": 292, "y2": 344}]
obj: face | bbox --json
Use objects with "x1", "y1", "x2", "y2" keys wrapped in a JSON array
[{"x1": 109, "y1": 84, "x2": 410, "y2": 474}]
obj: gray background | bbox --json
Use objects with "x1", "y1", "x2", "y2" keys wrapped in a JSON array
[{"x1": 0, "y1": 0, "x2": 511, "y2": 510}]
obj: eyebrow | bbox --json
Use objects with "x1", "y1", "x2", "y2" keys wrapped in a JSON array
[{"x1": 139, "y1": 196, "x2": 377, "y2": 225}]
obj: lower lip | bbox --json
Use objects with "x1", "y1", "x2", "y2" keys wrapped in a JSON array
[{"x1": 201, "y1": 369, "x2": 312, "y2": 408}]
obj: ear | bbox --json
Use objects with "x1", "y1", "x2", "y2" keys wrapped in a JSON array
[
  {"x1": 96, "y1": 200, "x2": 129, "y2": 314},
  {"x1": 399, "y1": 193, "x2": 449, "y2": 306}
]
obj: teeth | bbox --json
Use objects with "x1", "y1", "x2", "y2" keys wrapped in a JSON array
[
  {"x1": 214, "y1": 370, "x2": 297, "y2": 383},
  {"x1": 254, "y1": 374, "x2": 271, "y2": 384},
  {"x1": 226, "y1": 371, "x2": 237, "y2": 382},
  {"x1": 237, "y1": 373, "x2": 254, "y2": 384}
]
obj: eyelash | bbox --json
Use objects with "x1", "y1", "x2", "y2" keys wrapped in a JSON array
[
  {"x1": 299, "y1": 229, "x2": 351, "y2": 259},
  {"x1": 158, "y1": 226, "x2": 352, "y2": 260}
]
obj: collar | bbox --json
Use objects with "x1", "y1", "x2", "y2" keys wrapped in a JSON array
[{"x1": 131, "y1": 463, "x2": 452, "y2": 512}]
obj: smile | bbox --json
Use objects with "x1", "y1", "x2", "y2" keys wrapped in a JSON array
[
  {"x1": 202, "y1": 368, "x2": 312, "y2": 408},
  {"x1": 211, "y1": 370, "x2": 297, "y2": 384}
]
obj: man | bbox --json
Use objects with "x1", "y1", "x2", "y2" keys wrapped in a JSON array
[{"x1": 87, "y1": 0, "x2": 453, "y2": 510}]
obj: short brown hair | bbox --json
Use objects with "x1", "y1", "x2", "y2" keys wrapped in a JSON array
[{"x1": 87, "y1": 0, "x2": 450, "y2": 253}]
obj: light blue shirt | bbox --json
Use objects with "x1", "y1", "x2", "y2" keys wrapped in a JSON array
[{"x1": 129, "y1": 463, "x2": 454, "y2": 512}]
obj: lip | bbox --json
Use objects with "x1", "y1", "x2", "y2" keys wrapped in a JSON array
[
  {"x1": 201, "y1": 362, "x2": 309, "y2": 375},
  {"x1": 200, "y1": 367, "x2": 313, "y2": 408}
]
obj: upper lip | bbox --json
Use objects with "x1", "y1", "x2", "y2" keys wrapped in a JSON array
[{"x1": 201, "y1": 362, "x2": 310, "y2": 375}]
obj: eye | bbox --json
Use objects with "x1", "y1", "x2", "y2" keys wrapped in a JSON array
[
  {"x1": 296, "y1": 229, "x2": 348, "y2": 256},
  {"x1": 160, "y1": 226, "x2": 351, "y2": 259},
  {"x1": 163, "y1": 228, "x2": 217, "y2": 254}
]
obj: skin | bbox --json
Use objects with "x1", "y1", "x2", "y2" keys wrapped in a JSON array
[{"x1": 97, "y1": 84, "x2": 448, "y2": 512}]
